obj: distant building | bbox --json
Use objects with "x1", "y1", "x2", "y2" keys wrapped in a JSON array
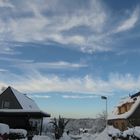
[
  {"x1": 0, "y1": 86, "x2": 50, "y2": 135},
  {"x1": 108, "y1": 91, "x2": 140, "y2": 131}
]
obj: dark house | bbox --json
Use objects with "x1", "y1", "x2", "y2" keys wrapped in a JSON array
[
  {"x1": 108, "y1": 91, "x2": 140, "y2": 131},
  {"x1": 0, "y1": 86, "x2": 50, "y2": 135}
]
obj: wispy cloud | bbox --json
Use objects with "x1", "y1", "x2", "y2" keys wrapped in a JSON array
[
  {"x1": 0, "y1": 57, "x2": 34, "y2": 63},
  {"x1": 0, "y1": 0, "x2": 14, "y2": 8},
  {"x1": 0, "y1": 0, "x2": 111, "y2": 53},
  {"x1": 19, "y1": 61, "x2": 87, "y2": 70},
  {"x1": 0, "y1": 70, "x2": 139, "y2": 95},
  {"x1": 0, "y1": 69, "x2": 8, "y2": 72},
  {"x1": 0, "y1": 0, "x2": 139, "y2": 55},
  {"x1": 62, "y1": 95, "x2": 97, "y2": 99},
  {"x1": 28, "y1": 95, "x2": 51, "y2": 99},
  {"x1": 114, "y1": 7, "x2": 139, "y2": 33}
]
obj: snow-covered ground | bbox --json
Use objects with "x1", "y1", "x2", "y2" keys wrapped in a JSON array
[
  {"x1": 21, "y1": 128, "x2": 110, "y2": 140},
  {"x1": 23, "y1": 126, "x2": 140, "y2": 140}
]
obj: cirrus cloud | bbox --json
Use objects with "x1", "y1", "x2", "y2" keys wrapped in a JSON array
[{"x1": 0, "y1": 69, "x2": 139, "y2": 96}]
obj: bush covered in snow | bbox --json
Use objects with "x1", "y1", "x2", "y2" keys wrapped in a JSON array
[
  {"x1": 0, "y1": 123, "x2": 9, "y2": 140},
  {"x1": 108, "y1": 125, "x2": 121, "y2": 138},
  {"x1": 0, "y1": 123, "x2": 9, "y2": 135},
  {"x1": 9, "y1": 129, "x2": 27, "y2": 139},
  {"x1": 108, "y1": 126, "x2": 140, "y2": 140}
]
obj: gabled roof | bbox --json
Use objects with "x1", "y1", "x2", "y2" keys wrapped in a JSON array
[
  {"x1": 0, "y1": 86, "x2": 51, "y2": 117},
  {"x1": 0, "y1": 86, "x2": 40, "y2": 110},
  {"x1": 108, "y1": 95, "x2": 140, "y2": 120},
  {"x1": 9, "y1": 87, "x2": 40, "y2": 110}
]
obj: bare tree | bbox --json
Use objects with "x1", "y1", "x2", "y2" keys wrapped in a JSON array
[{"x1": 50, "y1": 116, "x2": 69, "y2": 140}]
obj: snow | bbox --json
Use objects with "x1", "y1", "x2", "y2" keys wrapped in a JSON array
[
  {"x1": 95, "y1": 128, "x2": 111, "y2": 140},
  {"x1": 10, "y1": 129, "x2": 27, "y2": 137},
  {"x1": 11, "y1": 87, "x2": 40, "y2": 110},
  {"x1": 61, "y1": 133, "x2": 71, "y2": 140},
  {"x1": 0, "y1": 123, "x2": 9, "y2": 135},
  {"x1": 33, "y1": 135, "x2": 52, "y2": 140},
  {"x1": 123, "y1": 128, "x2": 134, "y2": 137},
  {"x1": 20, "y1": 126, "x2": 140, "y2": 140},
  {"x1": 81, "y1": 133, "x2": 97, "y2": 140},
  {"x1": 117, "y1": 97, "x2": 134, "y2": 107},
  {"x1": 134, "y1": 127, "x2": 140, "y2": 138},
  {"x1": 107, "y1": 126, "x2": 121, "y2": 137}
]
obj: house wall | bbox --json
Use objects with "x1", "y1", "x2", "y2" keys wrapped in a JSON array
[
  {"x1": 108, "y1": 119, "x2": 128, "y2": 131},
  {"x1": 0, "y1": 89, "x2": 22, "y2": 109},
  {"x1": 128, "y1": 102, "x2": 140, "y2": 126},
  {"x1": 0, "y1": 117, "x2": 28, "y2": 129}
]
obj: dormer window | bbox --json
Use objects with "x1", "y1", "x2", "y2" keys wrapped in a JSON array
[{"x1": 2, "y1": 100, "x2": 10, "y2": 109}]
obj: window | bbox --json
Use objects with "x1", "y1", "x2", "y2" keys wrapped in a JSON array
[{"x1": 2, "y1": 101, "x2": 10, "y2": 108}]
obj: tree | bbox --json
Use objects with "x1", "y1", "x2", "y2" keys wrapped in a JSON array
[
  {"x1": 50, "y1": 116, "x2": 69, "y2": 139},
  {"x1": 90, "y1": 111, "x2": 106, "y2": 134}
]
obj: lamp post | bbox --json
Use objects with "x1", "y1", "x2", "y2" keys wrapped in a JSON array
[{"x1": 101, "y1": 96, "x2": 108, "y2": 128}]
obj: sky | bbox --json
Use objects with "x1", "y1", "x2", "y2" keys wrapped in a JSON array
[{"x1": 0, "y1": 0, "x2": 140, "y2": 118}]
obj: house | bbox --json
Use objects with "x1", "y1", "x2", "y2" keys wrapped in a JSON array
[
  {"x1": 0, "y1": 86, "x2": 50, "y2": 135},
  {"x1": 108, "y1": 91, "x2": 140, "y2": 131}
]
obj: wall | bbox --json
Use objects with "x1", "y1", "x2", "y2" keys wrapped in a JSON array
[{"x1": 0, "y1": 90, "x2": 22, "y2": 109}]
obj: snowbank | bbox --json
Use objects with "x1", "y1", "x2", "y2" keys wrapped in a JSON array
[
  {"x1": 33, "y1": 135, "x2": 52, "y2": 140},
  {"x1": 60, "y1": 133, "x2": 71, "y2": 140},
  {"x1": 108, "y1": 126, "x2": 121, "y2": 137},
  {"x1": 134, "y1": 127, "x2": 140, "y2": 138},
  {"x1": 81, "y1": 133, "x2": 97, "y2": 140},
  {"x1": 0, "y1": 123, "x2": 9, "y2": 135},
  {"x1": 10, "y1": 129, "x2": 27, "y2": 137},
  {"x1": 95, "y1": 128, "x2": 111, "y2": 140},
  {"x1": 123, "y1": 128, "x2": 133, "y2": 138}
]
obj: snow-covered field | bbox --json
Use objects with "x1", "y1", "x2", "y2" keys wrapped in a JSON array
[
  {"x1": 21, "y1": 126, "x2": 140, "y2": 140},
  {"x1": 1, "y1": 120, "x2": 140, "y2": 140},
  {"x1": 21, "y1": 129, "x2": 111, "y2": 140}
]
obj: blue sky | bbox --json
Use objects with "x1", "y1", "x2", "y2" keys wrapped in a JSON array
[{"x1": 0, "y1": 0, "x2": 140, "y2": 118}]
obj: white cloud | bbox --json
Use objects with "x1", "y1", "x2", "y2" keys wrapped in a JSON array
[
  {"x1": 114, "y1": 7, "x2": 139, "y2": 33},
  {"x1": 0, "y1": 70, "x2": 139, "y2": 96},
  {"x1": 0, "y1": 0, "x2": 139, "y2": 55},
  {"x1": 0, "y1": 57, "x2": 34, "y2": 63},
  {"x1": 28, "y1": 95, "x2": 51, "y2": 99},
  {"x1": 18, "y1": 61, "x2": 87, "y2": 70},
  {"x1": 0, "y1": 0, "x2": 14, "y2": 8},
  {"x1": 62, "y1": 95, "x2": 97, "y2": 99},
  {"x1": 0, "y1": 69, "x2": 8, "y2": 72},
  {"x1": 0, "y1": 0, "x2": 111, "y2": 53}
]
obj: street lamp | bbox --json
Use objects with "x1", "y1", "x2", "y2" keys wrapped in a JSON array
[{"x1": 101, "y1": 96, "x2": 108, "y2": 128}]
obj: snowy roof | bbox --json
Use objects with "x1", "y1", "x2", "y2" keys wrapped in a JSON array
[
  {"x1": 116, "y1": 97, "x2": 134, "y2": 107},
  {"x1": 108, "y1": 96, "x2": 140, "y2": 120},
  {"x1": 0, "y1": 109, "x2": 50, "y2": 117},
  {"x1": 10, "y1": 87, "x2": 40, "y2": 110}
]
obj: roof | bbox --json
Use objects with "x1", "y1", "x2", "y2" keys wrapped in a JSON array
[
  {"x1": 108, "y1": 96, "x2": 140, "y2": 120},
  {"x1": 10, "y1": 87, "x2": 39, "y2": 110},
  {"x1": 131, "y1": 91, "x2": 140, "y2": 98},
  {"x1": 2, "y1": 86, "x2": 40, "y2": 110},
  {"x1": 0, "y1": 109, "x2": 50, "y2": 117},
  {"x1": 0, "y1": 86, "x2": 50, "y2": 117}
]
